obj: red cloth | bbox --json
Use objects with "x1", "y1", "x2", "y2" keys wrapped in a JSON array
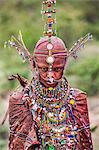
[{"x1": 9, "y1": 85, "x2": 93, "y2": 150}]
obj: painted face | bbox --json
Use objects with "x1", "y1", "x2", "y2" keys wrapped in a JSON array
[{"x1": 35, "y1": 56, "x2": 66, "y2": 87}]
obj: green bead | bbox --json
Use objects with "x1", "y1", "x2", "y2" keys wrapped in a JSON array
[
  {"x1": 48, "y1": 9, "x2": 51, "y2": 13},
  {"x1": 38, "y1": 99, "x2": 40, "y2": 103},
  {"x1": 48, "y1": 145, "x2": 55, "y2": 150},
  {"x1": 61, "y1": 139, "x2": 65, "y2": 145},
  {"x1": 48, "y1": 38, "x2": 51, "y2": 43}
]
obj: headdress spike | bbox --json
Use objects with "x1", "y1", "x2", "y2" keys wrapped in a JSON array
[
  {"x1": 41, "y1": 0, "x2": 57, "y2": 65},
  {"x1": 68, "y1": 33, "x2": 93, "y2": 59},
  {"x1": 41, "y1": 0, "x2": 57, "y2": 38},
  {"x1": 8, "y1": 31, "x2": 35, "y2": 73}
]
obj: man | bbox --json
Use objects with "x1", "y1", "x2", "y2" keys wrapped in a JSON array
[
  {"x1": 9, "y1": 0, "x2": 93, "y2": 149},
  {"x1": 9, "y1": 36, "x2": 93, "y2": 150}
]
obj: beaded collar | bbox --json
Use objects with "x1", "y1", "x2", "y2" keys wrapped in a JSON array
[{"x1": 32, "y1": 77, "x2": 70, "y2": 103}]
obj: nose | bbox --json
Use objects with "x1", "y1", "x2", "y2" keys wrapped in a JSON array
[
  {"x1": 47, "y1": 71, "x2": 55, "y2": 83},
  {"x1": 47, "y1": 70, "x2": 54, "y2": 78}
]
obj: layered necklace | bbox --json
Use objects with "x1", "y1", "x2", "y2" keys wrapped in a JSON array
[
  {"x1": 33, "y1": 77, "x2": 69, "y2": 105},
  {"x1": 27, "y1": 77, "x2": 77, "y2": 150}
]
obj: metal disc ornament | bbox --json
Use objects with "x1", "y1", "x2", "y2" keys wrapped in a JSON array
[
  {"x1": 47, "y1": 43, "x2": 53, "y2": 50},
  {"x1": 46, "y1": 56, "x2": 54, "y2": 64}
]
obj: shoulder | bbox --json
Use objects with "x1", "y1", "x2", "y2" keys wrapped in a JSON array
[
  {"x1": 71, "y1": 88, "x2": 87, "y2": 101},
  {"x1": 9, "y1": 85, "x2": 30, "y2": 113},
  {"x1": 9, "y1": 80, "x2": 31, "y2": 101},
  {"x1": 9, "y1": 86, "x2": 33, "y2": 127},
  {"x1": 70, "y1": 88, "x2": 88, "y2": 114},
  {"x1": 9, "y1": 87, "x2": 24, "y2": 105},
  {"x1": 9, "y1": 74, "x2": 32, "y2": 102},
  {"x1": 10, "y1": 88, "x2": 23, "y2": 98},
  {"x1": 69, "y1": 88, "x2": 88, "y2": 112},
  {"x1": 71, "y1": 87, "x2": 86, "y2": 96}
]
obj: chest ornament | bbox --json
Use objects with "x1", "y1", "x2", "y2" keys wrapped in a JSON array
[{"x1": 27, "y1": 78, "x2": 77, "y2": 149}]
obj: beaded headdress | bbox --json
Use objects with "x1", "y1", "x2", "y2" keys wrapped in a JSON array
[{"x1": 8, "y1": 0, "x2": 92, "y2": 70}]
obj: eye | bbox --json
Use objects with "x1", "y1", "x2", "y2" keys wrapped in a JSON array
[
  {"x1": 41, "y1": 67, "x2": 48, "y2": 72},
  {"x1": 53, "y1": 67, "x2": 63, "y2": 72}
]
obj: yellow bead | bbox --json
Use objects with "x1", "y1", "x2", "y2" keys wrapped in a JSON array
[
  {"x1": 66, "y1": 127, "x2": 68, "y2": 132},
  {"x1": 49, "y1": 87, "x2": 53, "y2": 91},
  {"x1": 70, "y1": 99, "x2": 75, "y2": 105},
  {"x1": 55, "y1": 105, "x2": 60, "y2": 109}
]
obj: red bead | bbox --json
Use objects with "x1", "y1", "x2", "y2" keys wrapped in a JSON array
[{"x1": 48, "y1": 3, "x2": 51, "y2": 7}]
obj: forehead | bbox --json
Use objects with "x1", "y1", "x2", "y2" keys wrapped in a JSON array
[{"x1": 35, "y1": 56, "x2": 66, "y2": 67}]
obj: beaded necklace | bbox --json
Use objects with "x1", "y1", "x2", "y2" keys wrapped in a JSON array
[
  {"x1": 26, "y1": 77, "x2": 78, "y2": 150},
  {"x1": 33, "y1": 77, "x2": 69, "y2": 103}
]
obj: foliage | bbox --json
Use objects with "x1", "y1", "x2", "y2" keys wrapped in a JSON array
[{"x1": 66, "y1": 54, "x2": 99, "y2": 96}]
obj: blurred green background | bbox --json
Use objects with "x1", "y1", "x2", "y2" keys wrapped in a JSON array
[{"x1": 0, "y1": 0, "x2": 99, "y2": 149}]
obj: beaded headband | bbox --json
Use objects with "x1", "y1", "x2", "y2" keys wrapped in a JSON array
[{"x1": 7, "y1": 0, "x2": 92, "y2": 68}]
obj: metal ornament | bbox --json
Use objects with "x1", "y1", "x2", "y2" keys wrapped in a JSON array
[
  {"x1": 8, "y1": 30, "x2": 35, "y2": 75},
  {"x1": 47, "y1": 43, "x2": 53, "y2": 50},
  {"x1": 46, "y1": 56, "x2": 54, "y2": 64},
  {"x1": 46, "y1": 42, "x2": 54, "y2": 64},
  {"x1": 68, "y1": 33, "x2": 93, "y2": 59}
]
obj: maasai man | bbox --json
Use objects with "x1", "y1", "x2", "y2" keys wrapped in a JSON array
[{"x1": 8, "y1": 0, "x2": 93, "y2": 150}]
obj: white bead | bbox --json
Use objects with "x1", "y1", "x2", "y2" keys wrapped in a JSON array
[
  {"x1": 48, "y1": 29, "x2": 52, "y2": 32},
  {"x1": 46, "y1": 56, "x2": 54, "y2": 64},
  {"x1": 33, "y1": 103, "x2": 38, "y2": 111},
  {"x1": 47, "y1": 43, "x2": 53, "y2": 50},
  {"x1": 48, "y1": 13, "x2": 51, "y2": 17}
]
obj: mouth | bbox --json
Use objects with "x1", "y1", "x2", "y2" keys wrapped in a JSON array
[
  {"x1": 39, "y1": 76, "x2": 61, "y2": 87},
  {"x1": 46, "y1": 80, "x2": 56, "y2": 84},
  {"x1": 40, "y1": 77, "x2": 57, "y2": 87},
  {"x1": 46, "y1": 76, "x2": 58, "y2": 84}
]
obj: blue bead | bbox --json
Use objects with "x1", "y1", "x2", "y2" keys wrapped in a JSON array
[
  {"x1": 49, "y1": 23, "x2": 52, "y2": 27},
  {"x1": 68, "y1": 135, "x2": 74, "y2": 138}
]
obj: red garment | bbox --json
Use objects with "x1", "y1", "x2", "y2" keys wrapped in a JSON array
[{"x1": 9, "y1": 80, "x2": 93, "y2": 150}]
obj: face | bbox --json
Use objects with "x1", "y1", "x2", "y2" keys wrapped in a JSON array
[{"x1": 35, "y1": 56, "x2": 66, "y2": 87}]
